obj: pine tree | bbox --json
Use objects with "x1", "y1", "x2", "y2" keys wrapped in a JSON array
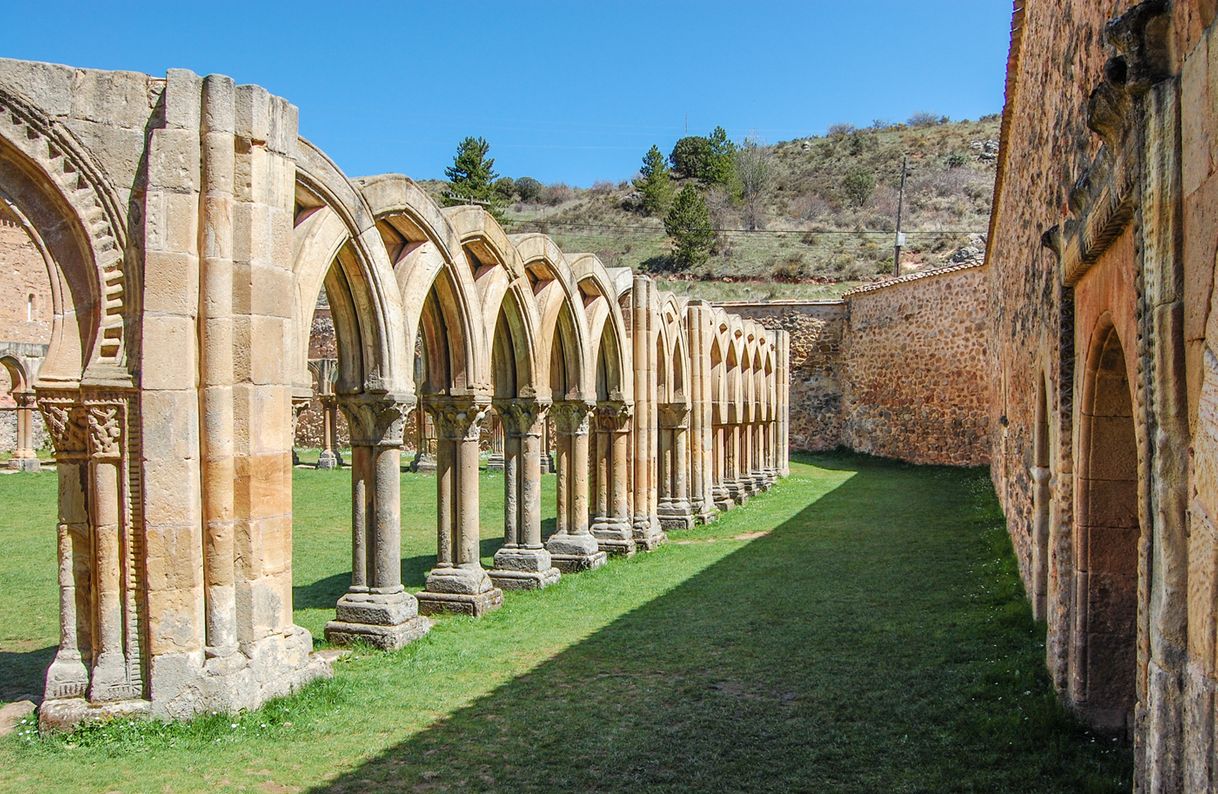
[
  {"x1": 443, "y1": 136, "x2": 504, "y2": 219},
  {"x1": 633, "y1": 145, "x2": 673, "y2": 216},
  {"x1": 707, "y1": 126, "x2": 737, "y2": 187},
  {"x1": 664, "y1": 184, "x2": 715, "y2": 270}
]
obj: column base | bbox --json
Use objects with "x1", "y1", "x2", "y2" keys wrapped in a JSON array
[
  {"x1": 416, "y1": 589, "x2": 504, "y2": 617},
  {"x1": 711, "y1": 486, "x2": 734, "y2": 512},
  {"x1": 491, "y1": 547, "x2": 562, "y2": 590},
  {"x1": 489, "y1": 567, "x2": 562, "y2": 590},
  {"x1": 418, "y1": 567, "x2": 504, "y2": 617},
  {"x1": 324, "y1": 616, "x2": 432, "y2": 650},
  {"x1": 727, "y1": 480, "x2": 750, "y2": 505},
  {"x1": 324, "y1": 590, "x2": 432, "y2": 650},
  {"x1": 44, "y1": 650, "x2": 89, "y2": 700},
  {"x1": 632, "y1": 516, "x2": 666, "y2": 551},
  {"x1": 658, "y1": 500, "x2": 695, "y2": 531},
  {"x1": 542, "y1": 453, "x2": 556, "y2": 473},
  {"x1": 316, "y1": 450, "x2": 340, "y2": 470},
  {"x1": 486, "y1": 454, "x2": 505, "y2": 471},
  {"x1": 8, "y1": 456, "x2": 40, "y2": 472},
  {"x1": 546, "y1": 531, "x2": 608, "y2": 572},
  {"x1": 591, "y1": 517, "x2": 637, "y2": 556},
  {"x1": 39, "y1": 696, "x2": 151, "y2": 732},
  {"x1": 409, "y1": 452, "x2": 436, "y2": 472}
]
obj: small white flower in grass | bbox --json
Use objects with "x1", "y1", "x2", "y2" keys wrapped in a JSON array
[{"x1": 230, "y1": 723, "x2": 238, "y2": 729}]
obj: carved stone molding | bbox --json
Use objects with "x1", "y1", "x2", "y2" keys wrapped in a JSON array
[
  {"x1": 426, "y1": 396, "x2": 490, "y2": 442},
  {"x1": 657, "y1": 402, "x2": 690, "y2": 430},
  {"x1": 551, "y1": 400, "x2": 595, "y2": 435},
  {"x1": 84, "y1": 400, "x2": 124, "y2": 461},
  {"x1": 37, "y1": 391, "x2": 86, "y2": 458},
  {"x1": 340, "y1": 396, "x2": 411, "y2": 448},
  {"x1": 594, "y1": 400, "x2": 632, "y2": 431},
  {"x1": 496, "y1": 398, "x2": 550, "y2": 437},
  {"x1": 1041, "y1": 0, "x2": 1171, "y2": 284}
]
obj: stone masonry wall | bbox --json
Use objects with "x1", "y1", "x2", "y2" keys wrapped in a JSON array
[{"x1": 842, "y1": 265, "x2": 992, "y2": 466}]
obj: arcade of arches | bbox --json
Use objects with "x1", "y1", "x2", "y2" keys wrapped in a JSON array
[
  {"x1": 0, "y1": 59, "x2": 789, "y2": 731},
  {"x1": 11, "y1": 1, "x2": 1218, "y2": 789}
]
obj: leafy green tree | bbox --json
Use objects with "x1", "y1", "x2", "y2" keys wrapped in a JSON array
[
  {"x1": 669, "y1": 135, "x2": 713, "y2": 179},
  {"x1": 664, "y1": 184, "x2": 715, "y2": 269},
  {"x1": 515, "y1": 176, "x2": 543, "y2": 202},
  {"x1": 633, "y1": 145, "x2": 673, "y2": 216},
  {"x1": 443, "y1": 136, "x2": 503, "y2": 219},
  {"x1": 706, "y1": 126, "x2": 737, "y2": 186},
  {"x1": 493, "y1": 176, "x2": 516, "y2": 200},
  {"x1": 842, "y1": 165, "x2": 876, "y2": 208}
]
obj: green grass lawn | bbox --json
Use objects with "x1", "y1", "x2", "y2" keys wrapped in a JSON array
[{"x1": 0, "y1": 455, "x2": 1130, "y2": 792}]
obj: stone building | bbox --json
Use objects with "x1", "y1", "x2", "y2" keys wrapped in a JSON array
[
  {"x1": 0, "y1": 58, "x2": 789, "y2": 730},
  {"x1": 0, "y1": 202, "x2": 51, "y2": 464}
]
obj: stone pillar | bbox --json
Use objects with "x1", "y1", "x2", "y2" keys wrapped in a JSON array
[
  {"x1": 778, "y1": 331, "x2": 790, "y2": 478},
  {"x1": 83, "y1": 397, "x2": 137, "y2": 703},
  {"x1": 316, "y1": 394, "x2": 338, "y2": 469},
  {"x1": 686, "y1": 302, "x2": 716, "y2": 523},
  {"x1": 325, "y1": 397, "x2": 431, "y2": 649},
  {"x1": 541, "y1": 417, "x2": 556, "y2": 473},
  {"x1": 546, "y1": 400, "x2": 607, "y2": 572},
  {"x1": 38, "y1": 395, "x2": 91, "y2": 703},
  {"x1": 290, "y1": 396, "x2": 310, "y2": 468},
  {"x1": 726, "y1": 417, "x2": 747, "y2": 504},
  {"x1": 712, "y1": 420, "x2": 732, "y2": 511},
  {"x1": 410, "y1": 403, "x2": 437, "y2": 472},
  {"x1": 490, "y1": 399, "x2": 560, "y2": 590},
  {"x1": 9, "y1": 390, "x2": 40, "y2": 471},
  {"x1": 591, "y1": 401, "x2": 635, "y2": 555},
  {"x1": 418, "y1": 397, "x2": 503, "y2": 616},
  {"x1": 486, "y1": 411, "x2": 505, "y2": 471},
  {"x1": 631, "y1": 276, "x2": 664, "y2": 550},
  {"x1": 658, "y1": 403, "x2": 695, "y2": 529}
]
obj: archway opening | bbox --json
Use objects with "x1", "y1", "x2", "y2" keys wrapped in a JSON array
[{"x1": 1076, "y1": 324, "x2": 1139, "y2": 735}]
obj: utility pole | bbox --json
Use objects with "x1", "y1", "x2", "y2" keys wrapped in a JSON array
[{"x1": 893, "y1": 154, "x2": 908, "y2": 276}]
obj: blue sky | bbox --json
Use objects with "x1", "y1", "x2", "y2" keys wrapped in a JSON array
[{"x1": 1, "y1": 1, "x2": 1012, "y2": 187}]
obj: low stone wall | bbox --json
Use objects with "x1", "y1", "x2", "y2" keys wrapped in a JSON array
[{"x1": 722, "y1": 264, "x2": 991, "y2": 467}]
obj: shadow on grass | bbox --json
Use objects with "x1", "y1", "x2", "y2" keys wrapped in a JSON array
[
  {"x1": 312, "y1": 454, "x2": 1131, "y2": 793},
  {"x1": 0, "y1": 646, "x2": 53, "y2": 702},
  {"x1": 293, "y1": 538, "x2": 506, "y2": 611}
]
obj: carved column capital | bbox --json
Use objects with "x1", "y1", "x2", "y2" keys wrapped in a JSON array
[
  {"x1": 340, "y1": 395, "x2": 412, "y2": 447},
  {"x1": 291, "y1": 397, "x2": 312, "y2": 418},
  {"x1": 37, "y1": 392, "x2": 87, "y2": 459},
  {"x1": 658, "y1": 402, "x2": 690, "y2": 430},
  {"x1": 308, "y1": 357, "x2": 338, "y2": 397},
  {"x1": 426, "y1": 396, "x2": 490, "y2": 442},
  {"x1": 551, "y1": 400, "x2": 595, "y2": 436},
  {"x1": 496, "y1": 398, "x2": 551, "y2": 437},
  {"x1": 82, "y1": 396, "x2": 126, "y2": 461},
  {"x1": 595, "y1": 400, "x2": 632, "y2": 431}
]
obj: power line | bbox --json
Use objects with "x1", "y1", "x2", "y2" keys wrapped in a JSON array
[{"x1": 502, "y1": 218, "x2": 984, "y2": 236}]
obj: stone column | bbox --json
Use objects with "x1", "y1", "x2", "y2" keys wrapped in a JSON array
[
  {"x1": 10, "y1": 390, "x2": 40, "y2": 471},
  {"x1": 317, "y1": 394, "x2": 339, "y2": 470},
  {"x1": 712, "y1": 420, "x2": 732, "y2": 511},
  {"x1": 84, "y1": 397, "x2": 135, "y2": 702},
  {"x1": 591, "y1": 401, "x2": 635, "y2": 555},
  {"x1": 290, "y1": 396, "x2": 310, "y2": 468},
  {"x1": 631, "y1": 276, "x2": 665, "y2": 550},
  {"x1": 418, "y1": 397, "x2": 503, "y2": 616},
  {"x1": 325, "y1": 397, "x2": 431, "y2": 649},
  {"x1": 486, "y1": 411, "x2": 505, "y2": 471},
  {"x1": 410, "y1": 403, "x2": 437, "y2": 472},
  {"x1": 546, "y1": 400, "x2": 607, "y2": 572},
  {"x1": 686, "y1": 302, "x2": 716, "y2": 523},
  {"x1": 658, "y1": 403, "x2": 695, "y2": 529},
  {"x1": 778, "y1": 331, "x2": 790, "y2": 478},
  {"x1": 490, "y1": 399, "x2": 560, "y2": 590},
  {"x1": 38, "y1": 395, "x2": 91, "y2": 702},
  {"x1": 542, "y1": 417, "x2": 556, "y2": 473}
]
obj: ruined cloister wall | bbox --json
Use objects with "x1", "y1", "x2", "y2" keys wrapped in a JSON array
[
  {"x1": 723, "y1": 265, "x2": 991, "y2": 467},
  {"x1": 840, "y1": 265, "x2": 991, "y2": 466}
]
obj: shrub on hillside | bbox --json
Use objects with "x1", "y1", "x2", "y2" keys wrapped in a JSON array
[
  {"x1": 907, "y1": 112, "x2": 943, "y2": 128},
  {"x1": 665, "y1": 185, "x2": 715, "y2": 270},
  {"x1": 670, "y1": 136, "x2": 714, "y2": 179},
  {"x1": 515, "y1": 176, "x2": 543, "y2": 202},
  {"x1": 538, "y1": 183, "x2": 575, "y2": 206},
  {"x1": 842, "y1": 166, "x2": 876, "y2": 208}
]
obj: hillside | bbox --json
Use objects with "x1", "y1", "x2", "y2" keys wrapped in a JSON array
[{"x1": 426, "y1": 116, "x2": 1000, "y2": 301}]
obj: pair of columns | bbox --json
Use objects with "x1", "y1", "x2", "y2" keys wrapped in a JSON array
[
  {"x1": 8, "y1": 390, "x2": 40, "y2": 471},
  {"x1": 316, "y1": 395, "x2": 343, "y2": 470},
  {"x1": 657, "y1": 403, "x2": 695, "y2": 530},
  {"x1": 590, "y1": 401, "x2": 635, "y2": 555},
  {"x1": 546, "y1": 400, "x2": 610, "y2": 571},
  {"x1": 39, "y1": 390, "x2": 143, "y2": 708},
  {"x1": 715, "y1": 418, "x2": 777, "y2": 506}
]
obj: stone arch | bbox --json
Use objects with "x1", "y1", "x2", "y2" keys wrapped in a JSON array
[
  {"x1": 511, "y1": 233, "x2": 590, "y2": 403},
  {"x1": 358, "y1": 175, "x2": 489, "y2": 397},
  {"x1": 571, "y1": 255, "x2": 631, "y2": 402},
  {"x1": 292, "y1": 143, "x2": 411, "y2": 398},
  {"x1": 1073, "y1": 318, "x2": 1141, "y2": 735},
  {"x1": 0, "y1": 87, "x2": 132, "y2": 385}
]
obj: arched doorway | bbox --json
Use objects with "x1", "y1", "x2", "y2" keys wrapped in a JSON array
[{"x1": 1073, "y1": 322, "x2": 1139, "y2": 735}]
